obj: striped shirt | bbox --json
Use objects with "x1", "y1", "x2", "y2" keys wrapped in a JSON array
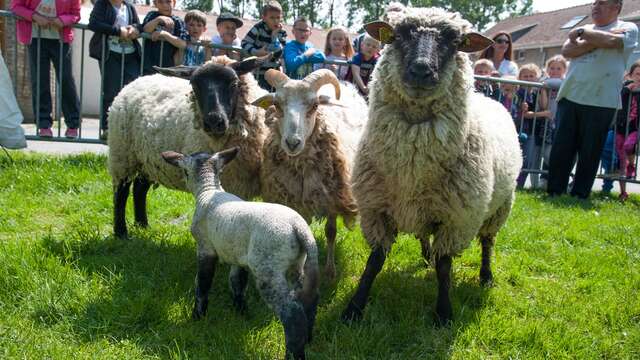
[{"x1": 241, "y1": 20, "x2": 287, "y2": 74}]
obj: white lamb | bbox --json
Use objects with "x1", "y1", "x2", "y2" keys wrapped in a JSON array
[
  {"x1": 341, "y1": 5, "x2": 522, "y2": 325},
  {"x1": 161, "y1": 147, "x2": 319, "y2": 360}
]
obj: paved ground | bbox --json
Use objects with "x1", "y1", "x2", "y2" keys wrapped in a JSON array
[{"x1": 12, "y1": 119, "x2": 640, "y2": 194}]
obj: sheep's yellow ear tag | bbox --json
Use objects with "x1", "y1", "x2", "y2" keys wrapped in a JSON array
[
  {"x1": 252, "y1": 94, "x2": 275, "y2": 109},
  {"x1": 364, "y1": 21, "x2": 394, "y2": 44},
  {"x1": 379, "y1": 27, "x2": 393, "y2": 44},
  {"x1": 459, "y1": 32, "x2": 494, "y2": 53}
]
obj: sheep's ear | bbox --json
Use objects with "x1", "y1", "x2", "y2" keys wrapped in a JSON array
[
  {"x1": 318, "y1": 95, "x2": 331, "y2": 104},
  {"x1": 231, "y1": 55, "x2": 270, "y2": 76},
  {"x1": 252, "y1": 94, "x2": 276, "y2": 109},
  {"x1": 216, "y1": 147, "x2": 240, "y2": 166},
  {"x1": 458, "y1": 33, "x2": 494, "y2": 53},
  {"x1": 154, "y1": 65, "x2": 198, "y2": 79},
  {"x1": 364, "y1": 21, "x2": 395, "y2": 45},
  {"x1": 161, "y1": 151, "x2": 185, "y2": 167}
]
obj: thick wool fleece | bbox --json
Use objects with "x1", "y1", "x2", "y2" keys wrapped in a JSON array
[
  {"x1": 108, "y1": 64, "x2": 267, "y2": 200},
  {"x1": 354, "y1": 6, "x2": 522, "y2": 258},
  {"x1": 260, "y1": 83, "x2": 367, "y2": 225}
]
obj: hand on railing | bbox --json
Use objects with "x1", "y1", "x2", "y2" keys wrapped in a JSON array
[{"x1": 31, "y1": 13, "x2": 51, "y2": 28}]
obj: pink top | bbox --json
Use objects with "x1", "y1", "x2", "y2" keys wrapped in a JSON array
[{"x1": 10, "y1": 0, "x2": 81, "y2": 44}]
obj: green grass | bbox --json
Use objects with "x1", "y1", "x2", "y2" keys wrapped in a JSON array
[{"x1": 1, "y1": 151, "x2": 639, "y2": 359}]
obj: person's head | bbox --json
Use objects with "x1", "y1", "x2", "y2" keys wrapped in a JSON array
[
  {"x1": 261, "y1": 1, "x2": 283, "y2": 31},
  {"x1": 325, "y1": 27, "x2": 354, "y2": 58},
  {"x1": 628, "y1": 59, "x2": 640, "y2": 82},
  {"x1": 216, "y1": 13, "x2": 243, "y2": 44},
  {"x1": 545, "y1": 55, "x2": 568, "y2": 79},
  {"x1": 292, "y1": 17, "x2": 312, "y2": 43},
  {"x1": 360, "y1": 34, "x2": 380, "y2": 59},
  {"x1": 473, "y1": 59, "x2": 495, "y2": 76},
  {"x1": 591, "y1": 0, "x2": 622, "y2": 27},
  {"x1": 480, "y1": 32, "x2": 513, "y2": 61},
  {"x1": 153, "y1": 0, "x2": 175, "y2": 16},
  {"x1": 185, "y1": 10, "x2": 207, "y2": 40},
  {"x1": 518, "y1": 63, "x2": 541, "y2": 82},
  {"x1": 500, "y1": 76, "x2": 518, "y2": 97}
]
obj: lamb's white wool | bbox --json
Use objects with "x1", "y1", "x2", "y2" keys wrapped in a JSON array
[
  {"x1": 342, "y1": 4, "x2": 521, "y2": 324},
  {"x1": 162, "y1": 149, "x2": 318, "y2": 360}
]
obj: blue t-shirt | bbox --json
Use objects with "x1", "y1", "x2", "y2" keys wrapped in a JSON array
[
  {"x1": 284, "y1": 40, "x2": 326, "y2": 79},
  {"x1": 183, "y1": 34, "x2": 207, "y2": 66},
  {"x1": 346, "y1": 52, "x2": 379, "y2": 90},
  {"x1": 142, "y1": 11, "x2": 188, "y2": 72}
]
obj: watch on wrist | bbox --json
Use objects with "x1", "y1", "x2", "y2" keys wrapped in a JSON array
[{"x1": 576, "y1": 28, "x2": 585, "y2": 38}]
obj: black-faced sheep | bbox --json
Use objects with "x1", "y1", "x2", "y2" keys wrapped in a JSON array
[
  {"x1": 107, "y1": 56, "x2": 268, "y2": 238},
  {"x1": 341, "y1": 5, "x2": 522, "y2": 325},
  {"x1": 161, "y1": 148, "x2": 319, "y2": 360},
  {"x1": 252, "y1": 69, "x2": 368, "y2": 279}
]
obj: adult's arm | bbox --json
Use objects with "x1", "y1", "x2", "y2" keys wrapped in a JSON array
[
  {"x1": 88, "y1": 0, "x2": 119, "y2": 36},
  {"x1": 10, "y1": 0, "x2": 34, "y2": 21},
  {"x1": 579, "y1": 28, "x2": 624, "y2": 49},
  {"x1": 561, "y1": 38, "x2": 597, "y2": 59},
  {"x1": 58, "y1": 0, "x2": 81, "y2": 26}
]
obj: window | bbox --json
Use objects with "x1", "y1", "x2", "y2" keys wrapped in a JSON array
[{"x1": 561, "y1": 15, "x2": 587, "y2": 29}]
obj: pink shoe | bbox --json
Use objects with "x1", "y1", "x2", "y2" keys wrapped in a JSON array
[
  {"x1": 38, "y1": 128, "x2": 53, "y2": 137},
  {"x1": 65, "y1": 128, "x2": 79, "y2": 139},
  {"x1": 619, "y1": 192, "x2": 629, "y2": 202}
]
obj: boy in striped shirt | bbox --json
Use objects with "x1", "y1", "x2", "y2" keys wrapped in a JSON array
[{"x1": 241, "y1": 0, "x2": 286, "y2": 90}]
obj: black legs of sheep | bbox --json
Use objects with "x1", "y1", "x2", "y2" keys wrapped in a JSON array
[
  {"x1": 341, "y1": 247, "x2": 386, "y2": 322},
  {"x1": 325, "y1": 216, "x2": 338, "y2": 278},
  {"x1": 435, "y1": 254, "x2": 453, "y2": 325},
  {"x1": 113, "y1": 176, "x2": 152, "y2": 238},
  {"x1": 229, "y1": 266, "x2": 249, "y2": 313},
  {"x1": 192, "y1": 254, "x2": 218, "y2": 319},
  {"x1": 479, "y1": 235, "x2": 494, "y2": 286}
]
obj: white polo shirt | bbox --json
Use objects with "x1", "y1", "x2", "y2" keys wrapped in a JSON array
[{"x1": 557, "y1": 19, "x2": 638, "y2": 109}]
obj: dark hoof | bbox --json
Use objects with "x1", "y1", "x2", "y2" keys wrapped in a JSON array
[
  {"x1": 480, "y1": 269, "x2": 494, "y2": 287},
  {"x1": 232, "y1": 298, "x2": 248, "y2": 314},
  {"x1": 285, "y1": 350, "x2": 306, "y2": 360},
  {"x1": 433, "y1": 310, "x2": 452, "y2": 327},
  {"x1": 114, "y1": 227, "x2": 128, "y2": 239},
  {"x1": 192, "y1": 299, "x2": 208, "y2": 320},
  {"x1": 341, "y1": 302, "x2": 363, "y2": 323},
  {"x1": 135, "y1": 220, "x2": 149, "y2": 228}
]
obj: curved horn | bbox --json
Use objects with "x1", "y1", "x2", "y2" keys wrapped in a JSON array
[
  {"x1": 265, "y1": 69, "x2": 289, "y2": 88},
  {"x1": 303, "y1": 69, "x2": 341, "y2": 100}
]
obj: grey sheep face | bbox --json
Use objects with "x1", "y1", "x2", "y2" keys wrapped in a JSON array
[
  {"x1": 154, "y1": 57, "x2": 267, "y2": 138},
  {"x1": 365, "y1": 12, "x2": 493, "y2": 97},
  {"x1": 252, "y1": 69, "x2": 341, "y2": 156},
  {"x1": 161, "y1": 147, "x2": 240, "y2": 192}
]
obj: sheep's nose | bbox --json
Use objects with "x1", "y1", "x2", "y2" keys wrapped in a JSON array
[
  {"x1": 285, "y1": 137, "x2": 301, "y2": 152},
  {"x1": 409, "y1": 62, "x2": 435, "y2": 82}
]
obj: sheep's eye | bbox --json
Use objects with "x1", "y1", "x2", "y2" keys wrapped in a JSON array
[{"x1": 308, "y1": 103, "x2": 318, "y2": 115}]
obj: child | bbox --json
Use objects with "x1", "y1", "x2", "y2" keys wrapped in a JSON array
[
  {"x1": 141, "y1": 0, "x2": 187, "y2": 74},
  {"x1": 181, "y1": 10, "x2": 211, "y2": 66},
  {"x1": 473, "y1": 59, "x2": 496, "y2": 97},
  {"x1": 314, "y1": 26, "x2": 354, "y2": 80},
  {"x1": 11, "y1": 0, "x2": 82, "y2": 138},
  {"x1": 284, "y1": 17, "x2": 325, "y2": 79},
  {"x1": 615, "y1": 61, "x2": 640, "y2": 201},
  {"x1": 517, "y1": 64, "x2": 547, "y2": 189},
  {"x1": 346, "y1": 34, "x2": 380, "y2": 96},
  {"x1": 88, "y1": 0, "x2": 142, "y2": 138},
  {"x1": 241, "y1": 0, "x2": 287, "y2": 90},
  {"x1": 212, "y1": 12, "x2": 243, "y2": 60}
]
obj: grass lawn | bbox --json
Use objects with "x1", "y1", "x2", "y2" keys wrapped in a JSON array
[{"x1": 1, "y1": 151, "x2": 639, "y2": 359}]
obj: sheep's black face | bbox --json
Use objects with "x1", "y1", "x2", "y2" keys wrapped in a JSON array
[
  {"x1": 190, "y1": 65, "x2": 240, "y2": 138},
  {"x1": 394, "y1": 22, "x2": 460, "y2": 91}
]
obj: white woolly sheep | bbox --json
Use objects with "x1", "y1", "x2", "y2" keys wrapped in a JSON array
[
  {"x1": 252, "y1": 69, "x2": 368, "y2": 278},
  {"x1": 107, "y1": 56, "x2": 268, "y2": 238},
  {"x1": 341, "y1": 5, "x2": 523, "y2": 325},
  {"x1": 161, "y1": 148, "x2": 319, "y2": 360}
]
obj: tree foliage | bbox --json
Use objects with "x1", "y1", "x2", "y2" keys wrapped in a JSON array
[{"x1": 182, "y1": 0, "x2": 214, "y2": 12}]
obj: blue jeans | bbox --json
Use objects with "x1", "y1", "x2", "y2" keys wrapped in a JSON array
[
  {"x1": 600, "y1": 130, "x2": 617, "y2": 192},
  {"x1": 28, "y1": 38, "x2": 80, "y2": 129}
]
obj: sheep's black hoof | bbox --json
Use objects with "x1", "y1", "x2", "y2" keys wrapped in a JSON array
[
  {"x1": 434, "y1": 305, "x2": 453, "y2": 327},
  {"x1": 192, "y1": 299, "x2": 208, "y2": 320},
  {"x1": 135, "y1": 220, "x2": 149, "y2": 228},
  {"x1": 232, "y1": 298, "x2": 248, "y2": 314},
  {"x1": 479, "y1": 269, "x2": 494, "y2": 287},
  {"x1": 285, "y1": 350, "x2": 306, "y2": 360},
  {"x1": 114, "y1": 227, "x2": 128, "y2": 239},
  {"x1": 341, "y1": 302, "x2": 363, "y2": 323}
]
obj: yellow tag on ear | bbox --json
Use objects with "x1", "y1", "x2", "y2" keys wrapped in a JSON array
[
  {"x1": 379, "y1": 27, "x2": 393, "y2": 44},
  {"x1": 257, "y1": 98, "x2": 273, "y2": 109}
]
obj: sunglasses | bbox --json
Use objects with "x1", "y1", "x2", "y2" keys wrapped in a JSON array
[{"x1": 495, "y1": 38, "x2": 509, "y2": 44}]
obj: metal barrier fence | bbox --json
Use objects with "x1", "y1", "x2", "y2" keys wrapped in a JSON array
[
  {"x1": 475, "y1": 75, "x2": 639, "y2": 186},
  {"x1": 2, "y1": 10, "x2": 636, "y2": 189}
]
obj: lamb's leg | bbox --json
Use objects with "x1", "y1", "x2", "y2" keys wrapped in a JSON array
[
  {"x1": 342, "y1": 211, "x2": 395, "y2": 322},
  {"x1": 192, "y1": 253, "x2": 218, "y2": 320},
  {"x1": 256, "y1": 275, "x2": 308, "y2": 360},
  {"x1": 418, "y1": 235, "x2": 432, "y2": 267},
  {"x1": 113, "y1": 180, "x2": 132, "y2": 238},
  {"x1": 435, "y1": 254, "x2": 453, "y2": 326},
  {"x1": 132, "y1": 175, "x2": 151, "y2": 228},
  {"x1": 324, "y1": 215, "x2": 337, "y2": 279},
  {"x1": 479, "y1": 235, "x2": 494, "y2": 287},
  {"x1": 229, "y1": 265, "x2": 249, "y2": 313}
]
